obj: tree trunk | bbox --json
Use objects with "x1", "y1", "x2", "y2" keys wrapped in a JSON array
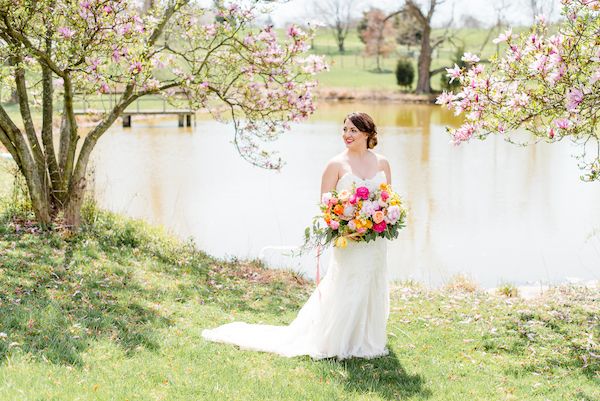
[
  {"x1": 64, "y1": 174, "x2": 86, "y2": 229},
  {"x1": 416, "y1": 25, "x2": 432, "y2": 94}
]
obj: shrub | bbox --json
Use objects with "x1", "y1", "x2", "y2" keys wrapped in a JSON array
[{"x1": 395, "y1": 58, "x2": 415, "y2": 88}]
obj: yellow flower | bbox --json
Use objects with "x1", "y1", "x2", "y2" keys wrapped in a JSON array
[
  {"x1": 364, "y1": 219, "x2": 373, "y2": 229},
  {"x1": 335, "y1": 236, "x2": 348, "y2": 248}
]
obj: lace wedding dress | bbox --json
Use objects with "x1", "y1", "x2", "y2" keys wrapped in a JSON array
[{"x1": 201, "y1": 170, "x2": 390, "y2": 360}]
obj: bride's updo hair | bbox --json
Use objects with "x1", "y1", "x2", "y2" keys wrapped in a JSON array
[{"x1": 344, "y1": 112, "x2": 378, "y2": 149}]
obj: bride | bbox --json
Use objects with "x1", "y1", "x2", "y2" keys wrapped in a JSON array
[{"x1": 202, "y1": 111, "x2": 393, "y2": 360}]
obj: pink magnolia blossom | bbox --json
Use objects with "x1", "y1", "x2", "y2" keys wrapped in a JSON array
[
  {"x1": 287, "y1": 25, "x2": 300, "y2": 38},
  {"x1": 492, "y1": 28, "x2": 514, "y2": 44},
  {"x1": 461, "y1": 52, "x2": 480, "y2": 63},
  {"x1": 58, "y1": 26, "x2": 75, "y2": 39},
  {"x1": 129, "y1": 61, "x2": 143, "y2": 75},
  {"x1": 451, "y1": 123, "x2": 477, "y2": 144},
  {"x1": 435, "y1": 91, "x2": 455, "y2": 106},
  {"x1": 99, "y1": 82, "x2": 110, "y2": 94},
  {"x1": 529, "y1": 54, "x2": 549, "y2": 74},
  {"x1": 445, "y1": 64, "x2": 462, "y2": 83},
  {"x1": 554, "y1": 118, "x2": 572, "y2": 130},
  {"x1": 566, "y1": 88, "x2": 584, "y2": 111}
]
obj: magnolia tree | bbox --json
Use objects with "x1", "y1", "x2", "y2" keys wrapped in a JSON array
[
  {"x1": 437, "y1": 0, "x2": 600, "y2": 181},
  {"x1": 0, "y1": 0, "x2": 327, "y2": 229}
]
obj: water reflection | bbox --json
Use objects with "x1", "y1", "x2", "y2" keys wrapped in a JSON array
[{"x1": 91, "y1": 103, "x2": 600, "y2": 288}]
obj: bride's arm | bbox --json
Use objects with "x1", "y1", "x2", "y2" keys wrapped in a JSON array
[
  {"x1": 320, "y1": 160, "x2": 339, "y2": 200},
  {"x1": 381, "y1": 158, "x2": 392, "y2": 186}
]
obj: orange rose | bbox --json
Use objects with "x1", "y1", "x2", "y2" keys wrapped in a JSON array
[
  {"x1": 333, "y1": 204, "x2": 344, "y2": 215},
  {"x1": 373, "y1": 211, "x2": 384, "y2": 224}
]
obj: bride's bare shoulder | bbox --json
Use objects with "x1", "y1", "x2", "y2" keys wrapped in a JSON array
[
  {"x1": 373, "y1": 152, "x2": 389, "y2": 165},
  {"x1": 322, "y1": 155, "x2": 344, "y2": 175},
  {"x1": 374, "y1": 152, "x2": 391, "y2": 182}
]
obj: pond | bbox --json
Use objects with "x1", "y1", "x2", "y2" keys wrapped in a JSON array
[{"x1": 91, "y1": 102, "x2": 600, "y2": 289}]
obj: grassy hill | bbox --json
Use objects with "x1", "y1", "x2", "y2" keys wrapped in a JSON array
[{"x1": 0, "y1": 158, "x2": 598, "y2": 400}]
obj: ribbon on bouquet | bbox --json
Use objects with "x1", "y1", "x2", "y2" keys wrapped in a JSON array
[{"x1": 316, "y1": 243, "x2": 322, "y2": 301}]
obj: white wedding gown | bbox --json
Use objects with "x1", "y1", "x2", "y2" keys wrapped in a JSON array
[{"x1": 201, "y1": 170, "x2": 390, "y2": 360}]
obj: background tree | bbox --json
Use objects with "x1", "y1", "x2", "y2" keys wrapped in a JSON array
[
  {"x1": 393, "y1": 5, "x2": 423, "y2": 48},
  {"x1": 437, "y1": 0, "x2": 600, "y2": 182},
  {"x1": 528, "y1": 0, "x2": 557, "y2": 24},
  {"x1": 311, "y1": 0, "x2": 357, "y2": 53},
  {"x1": 459, "y1": 14, "x2": 483, "y2": 29},
  {"x1": 0, "y1": 0, "x2": 326, "y2": 229},
  {"x1": 403, "y1": 0, "x2": 451, "y2": 94},
  {"x1": 359, "y1": 8, "x2": 397, "y2": 72}
]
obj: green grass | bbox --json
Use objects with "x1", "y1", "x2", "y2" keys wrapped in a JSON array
[
  {"x1": 0, "y1": 158, "x2": 598, "y2": 400},
  {"x1": 305, "y1": 25, "x2": 538, "y2": 91}
]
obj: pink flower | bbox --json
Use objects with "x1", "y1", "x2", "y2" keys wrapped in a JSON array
[
  {"x1": 380, "y1": 190, "x2": 389, "y2": 201},
  {"x1": 461, "y1": 52, "x2": 480, "y2": 63},
  {"x1": 329, "y1": 220, "x2": 339, "y2": 230},
  {"x1": 58, "y1": 27, "x2": 75, "y2": 39},
  {"x1": 112, "y1": 46, "x2": 122, "y2": 62},
  {"x1": 529, "y1": 54, "x2": 549, "y2": 74},
  {"x1": 508, "y1": 92, "x2": 530, "y2": 109},
  {"x1": 129, "y1": 61, "x2": 143, "y2": 75},
  {"x1": 445, "y1": 64, "x2": 462, "y2": 83},
  {"x1": 356, "y1": 187, "x2": 369, "y2": 200},
  {"x1": 287, "y1": 25, "x2": 300, "y2": 38},
  {"x1": 205, "y1": 24, "x2": 216, "y2": 36},
  {"x1": 554, "y1": 118, "x2": 572, "y2": 130},
  {"x1": 435, "y1": 91, "x2": 455, "y2": 107},
  {"x1": 373, "y1": 220, "x2": 387, "y2": 233},
  {"x1": 492, "y1": 28, "x2": 513, "y2": 44},
  {"x1": 547, "y1": 63, "x2": 566, "y2": 84},
  {"x1": 452, "y1": 123, "x2": 477, "y2": 144},
  {"x1": 566, "y1": 88, "x2": 584, "y2": 111},
  {"x1": 301, "y1": 55, "x2": 328, "y2": 74},
  {"x1": 79, "y1": 0, "x2": 91, "y2": 9},
  {"x1": 99, "y1": 82, "x2": 110, "y2": 94},
  {"x1": 103, "y1": 5, "x2": 112, "y2": 13},
  {"x1": 548, "y1": 127, "x2": 555, "y2": 139}
]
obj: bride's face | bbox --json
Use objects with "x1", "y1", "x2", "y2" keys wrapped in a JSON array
[{"x1": 342, "y1": 119, "x2": 367, "y2": 149}]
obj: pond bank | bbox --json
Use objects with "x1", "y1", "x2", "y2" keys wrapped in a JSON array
[{"x1": 314, "y1": 87, "x2": 439, "y2": 103}]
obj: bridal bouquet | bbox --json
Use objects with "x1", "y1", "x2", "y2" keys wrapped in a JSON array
[{"x1": 298, "y1": 181, "x2": 407, "y2": 254}]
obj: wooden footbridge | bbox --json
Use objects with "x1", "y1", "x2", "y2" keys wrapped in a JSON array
[{"x1": 73, "y1": 93, "x2": 195, "y2": 127}]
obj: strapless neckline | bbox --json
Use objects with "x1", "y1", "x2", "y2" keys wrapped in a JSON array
[
  {"x1": 336, "y1": 170, "x2": 387, "y2": 192},
  {"x1": 339, "y1": 170, "x2": 386, "y2": 182}
]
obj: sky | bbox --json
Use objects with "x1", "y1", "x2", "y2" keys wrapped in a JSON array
[{"x1": 257, "y1": 0, "x2": 565, "y2": 28}]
